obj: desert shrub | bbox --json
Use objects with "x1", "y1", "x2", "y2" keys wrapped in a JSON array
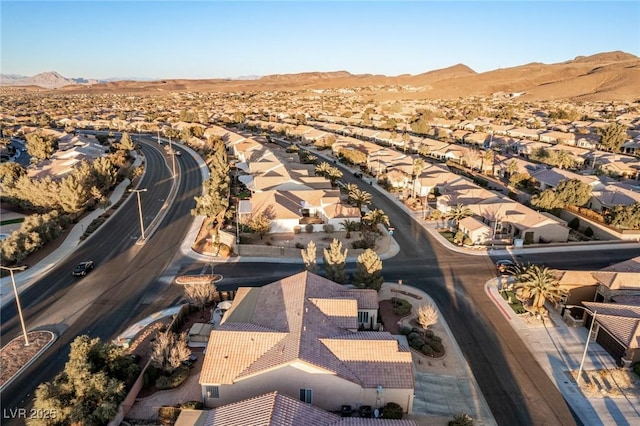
[
  {"x1": 293, "y1": 226, "x2": 301, "y2": 234},
  {"x1": 399, "y1": 325, "x2": 412, "y2": 335},
  {"x1": 382, "y1": 402, "x2": 403, "y2": 419},
  {"x1": 144, "y1": 365, "x2": 158, "y2": 387},
  {"x1": 421, "y1": 344, "x2": 434, "y2": 356},
  {"x1": 568, "y1": 217, "x2": 580, "y2": 230},
  {"x1": 323, "y1": 224, "x2": 335, "y2": 233},
  {"x1": 159, "y1": 406, "x2": 181, "y2": 423},
  {"x1": 305, "y1": 224, "x2": 314, "y2": 233},
  {"x1": 155, "y1": 366, "x2": 190, "y2": 390},
  {"x1": 424, "y1": 329, "x2": 435, "y2": 339},
  {"x1": 430, "y1": 340, "x2": 443, "y2": 353},
  {"x1": 584, "y1": 226, "x2": 594, "y2": 238},
  {"x1": 431, "y1": 335, "x2": 442, "y2": 343},
  {"x1": 407, "y1": 332, "x2": 420, "y2": 342},
  {"x1": 449, "y1": 412, "x2": 474, "y2": 426},
  {"x1": 216, "y1": 243, "x2": 232, "y2": 257},
  {"x1": 391, "y1": 298, "x2": 412, "y2": 316},
  {"x1": 295, "y1": 242, "x2": 304, "y2": 249},
  {"x1": 409, "y1": 336, "x2": 425, "y2": 350},
  {"x1": 351, "y1": 239, "x2": 371, "y2": 249},
  {"x1": 181, "y1": 401, "x2": 204, "y2": 410}
]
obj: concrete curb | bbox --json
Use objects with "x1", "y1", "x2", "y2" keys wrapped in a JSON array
[{"x1": 0, "y1": 330, "x2": 58, "y2": 393}]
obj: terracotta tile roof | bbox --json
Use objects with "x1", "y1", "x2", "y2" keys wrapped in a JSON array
[
  {"x1": 602, "y1": 256, "x2": 640, "y2": 272},
  {"x1": 339, "y1": 289, "x2": 379, "y2": 309},
  {"x1": 200, "y1": 272, "x2": 413, "y2": 390},
  {"x1": 591, "y1": 272, "x2": 640, "y2": 290},
  {"x1": 612, "y1": 295, "x2": 640, "y2": 305},
  {"x1": 198, "y1": 390, "x2": 420, "y2": 425}
]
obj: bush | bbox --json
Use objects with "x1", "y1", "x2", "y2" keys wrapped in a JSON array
[
  {"x1": 409, "y1": 336, "x2": 425, "y2": 350},
  {"x1": 159, "y1": 406, "x2": 181, "y2": 423},
  {"x1": 431, "y1": 335, "x2": 442, "y2": 343},
  {"x1": 295, "y1": 242, "x2": 304, "y2": 249},
  {"x1": 399, "y1": 325, "x2": 412, "y2": 335},
  {"x1": 421, "y1": 344, "x2": 434, "y2": 356},
  {"x1": 424, "y1": 329, "x2": 434, "y2": 339},
  {"x1": 351, "y1": 239, "x2": 370, "y2": 249},
  {"x1": 323, "y1": 224, "x2": 335, "y2": 233},
  {"x1": 181, "y1": 401, "x2": 204, "y2": 410},
  {"x1": 391, "y1": 298, "x2": 412, "y2": 316},
  {"x1": 293, "y1": 226, "x2": 301, "y2": 234},
  {"x1": 449, "y1": 412, "x2": 474, "y2": 426},
  {"x1": 568, "y1": 217, "x2": 580, "y2": 230},
  {"x1": 305, "y1": 224, "x2": 314, "y2": 233},
  {"x1": 584, "y1": 226, "x2": 594, "y2": 238},
  {"x1": 633, "y1": 363, "x2": 640, "y2": 377},
  {"x1": 216, "y1": 243, "x2": 232, "y2": 257},
  {"x1": 430, "y1": 340, "x2": 444, "y2": 353},
  {"x1": 407, "y1": 332, "x2": 421, "y2": 342},
  {"x1": 144, "y1": 365, "x2": 158, "y2": 388},
  {"x1": 155, "y1": 366, "x2": 190, "y2": 390},
  {"x1": 382, "y1": 402, "x2": 403, "y2": 419}
]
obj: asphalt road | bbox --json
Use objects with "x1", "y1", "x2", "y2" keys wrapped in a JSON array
[{"x1": 0, "y1": 138, "x2": 202, "y2": 421}]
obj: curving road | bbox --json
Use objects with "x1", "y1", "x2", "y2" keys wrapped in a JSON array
[{"x1": 0, "y1": 138, "x2": 202, "y2": 420}]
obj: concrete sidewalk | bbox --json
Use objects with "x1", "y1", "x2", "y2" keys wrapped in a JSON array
[{"x1": 486, "y1": 278, "x2": 640, "y2": 426}]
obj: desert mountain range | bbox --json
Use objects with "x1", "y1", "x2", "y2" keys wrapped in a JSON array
[{"x1": 2, "y1": 51, "x2": 638, "y2": 101}]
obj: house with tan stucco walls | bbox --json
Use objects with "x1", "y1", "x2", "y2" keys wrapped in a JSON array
[{"x1": 199, "y1": 272, "x2": 414, "y2": 414}]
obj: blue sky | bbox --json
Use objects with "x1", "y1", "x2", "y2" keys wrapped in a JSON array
[{"x1": 2, "y1": 1, "x2": 639, "y2": 79}]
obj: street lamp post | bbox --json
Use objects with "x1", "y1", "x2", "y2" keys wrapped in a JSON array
[
  {"x1": 168, "y1": 135, "x2": 177, "y2": 178},
  {"x1": 564, "y1": 304, "x2": 597, "y2": 387},
  {"x1": 131, "y1": 189, "x2": 148, "y2": 240},
  {"x1": 1, "y1": 265, "x2": 30, "y2": 346}
]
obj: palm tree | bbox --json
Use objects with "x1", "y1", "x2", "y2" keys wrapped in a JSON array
[
  {"x1": 515, "y1": 264, "x2": 563, "y2": 315},
  {"x1": 506, "y1": 159, "x2": 519, "y2": 178},
  {"x1": 417, "y1": 145, "x2": 430, "y2": 158},
  {"x1": 326, "y1": 166, "x2": 343, "y2": 186},
  {"x1": 481, "y1": 150, "x2": 495, "y2": 175},
  {"x1": 363, "y1": 209, "x2": 390, "y2": 228},
  {"x1": 340, "y1": 219, "x2": 360, "y2": 239},
  {"x1": 446, "y1": 204, "x2": 473, "y2": 229},
  {"x1": 348, "y1": 187, "x2": 372, "y2": 209},
  {"x1": 314, "y1": 162, "x2": 331, "y2": 177}
]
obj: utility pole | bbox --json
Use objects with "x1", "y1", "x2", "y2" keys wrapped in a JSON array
[
  {"x1": 169, "y1": 135, "x2": 177, "y2": 178},
  {"x1": 1, "y1": 265, "x2": 30, "y2": 345},
  {"x1": 131, "y1": 189, "x2": 148, "y2": 240}
]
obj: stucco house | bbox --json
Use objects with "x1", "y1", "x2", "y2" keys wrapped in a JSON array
[
  {"x1": 199, "y1": 272, "x2": 414, "y2": 413},
  {"x1": 175, "y1": 391, "x2": 418, "y2": 426},
  {"x1": 241, "y1": 189, "x2": 360, "y2": 233}
]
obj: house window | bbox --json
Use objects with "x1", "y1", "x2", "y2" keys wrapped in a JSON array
[
  {"x1": 358, "y1": 311, "x2": 369, "y2": 324},
  {"x1": 205, "y1": 386, "x2": 219, "y2": 398},
  {"x1": 299, "y1": 388, "x2": 312, "y2": 404}
]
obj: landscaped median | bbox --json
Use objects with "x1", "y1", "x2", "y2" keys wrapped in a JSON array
[{"x1": 0, "y1": 330, "x2": 57, "y2": 392}]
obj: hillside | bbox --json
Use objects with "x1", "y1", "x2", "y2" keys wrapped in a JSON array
[{"x1": 6, "y1": 51, "x2": 639, "y2": 101}]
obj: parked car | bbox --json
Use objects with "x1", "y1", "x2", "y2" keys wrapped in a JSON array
[
  {"x1": 72, "y1": 261, "x2": 94, "y2": 276},
  {"x1": 495, "y1": 259, "x2": 517, "y2": 274}
]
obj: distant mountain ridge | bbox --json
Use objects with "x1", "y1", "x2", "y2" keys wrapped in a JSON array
[{"x1": 2, "y1": 51, "x2": 638, "y2": 101}]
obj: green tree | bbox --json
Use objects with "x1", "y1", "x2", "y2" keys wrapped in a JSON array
[
  {"x1": 323, "y1": 238, "x2": 348, "y2": 283},
  {"x1": 314, "y1": 161, "x2": 332, "y2": 177},
  {"x1": 608, "y1": 202, "x2": 640, "y2": 230},
  {"x1": 417, "y1": 145, "x2": 430, "y2": 158},
  {"x1": 59, "y1": 174, "x2": 91, "y2": 217},
  {"x1": 118, "y1": 131, "x2": 135, "y2": 151},
  {"x1": 348, "y1": 187, "x2": 372, "y2": 209},
  {"x1": 353, "y1": 248, "x2": 384, "y2": 291},
  {"x1": 362, "y1": 208, "x2": 390, "y2": 228},
  {"x1": 514, "y1": 264, "x2": 563, "y2": 315},
  {"x1": 247, "y1": 212, "x2": 271, "y2": 239},
  {"x1": 30, "y1": 335, "x2": 138, "y2": 426},
  {"x1": 25, "y1": 132, "x2": 58, "y2": 161},
  {"x1": 340, "y1": 219, "x2": 360, "y2": 239},
  {"x1": 554, "y1": 150, "x2": 575, "y2": 170},
  {"x1": 417, "y1": 303, "x2": 439, "y2": 333},
  {"x1": 531, "y1": 179, "x2": 591, "y2": 210},
  {"x1": 0, "y1": 161, "x2": 26, "y2": 190},
  {"x1": 505, "y1": 159, "x2": 519, "y2": 177},
  {"x1": 301, "y1": 240, "x2": 318, "y2": 273},
  {"x1": 481, "y1": 149, "x2": 495, "y2": 174},
  {"x1": 596, "y1": 122, "x2": 628, "y2": 152},
  {"x1": 446, "y1": 204, "x2": 473, "y2": 229}
]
